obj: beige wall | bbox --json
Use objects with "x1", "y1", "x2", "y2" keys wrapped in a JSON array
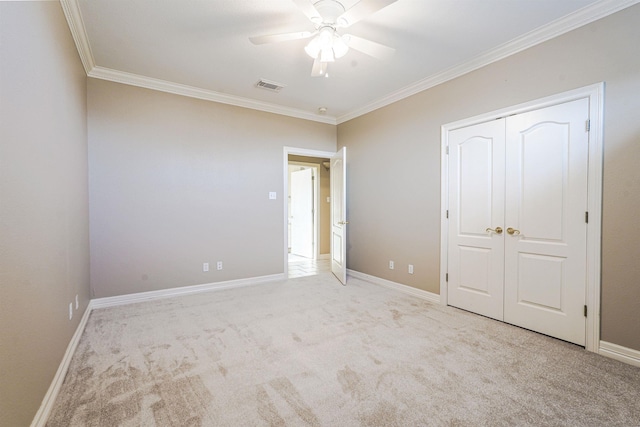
[
  {"x1": 88, "y1": 79, "x2": 336, "y2": 298},
  {"x1": 0, "y1": 2, "x2": 90, "y2": 426},
  {"x1": 338, "y1": 4, "x2": 640, "y2": 351},
  {"x1": 289, "y1": 155, "x2": 331, "y2": 255}
]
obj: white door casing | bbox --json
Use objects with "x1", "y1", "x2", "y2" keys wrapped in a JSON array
[
  {"x1": 283, "y1": 147, "x2": 343, "y2": 280},
  {"x1": 290, "y1": 168, "x2": 314, "y2": 259},
  {"x1": 331, "y1": 147, "x2": 347, "y2": 285},
  {"x1": 440, "y1": 84, "x2": 603, "y2": 351}
]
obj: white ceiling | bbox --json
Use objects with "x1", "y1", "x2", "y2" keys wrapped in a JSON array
[{"x1": 63, "y1": 0, "x2": 633, "y2": 124}]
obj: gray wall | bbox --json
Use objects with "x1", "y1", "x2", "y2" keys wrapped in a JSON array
[
  {"x1": 88, "y1": 79, "x2": 336, "y2": 298},
  {"x1": 338, "y1": 4, "x2": 640, "y2": 351},
  {"x1": 0, "y1": 3, "x2": 90, "y2": 426}
]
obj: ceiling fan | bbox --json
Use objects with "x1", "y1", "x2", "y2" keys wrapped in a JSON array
[{"x1": 250, "y1": 0, "x2": 397, "y2": 77}]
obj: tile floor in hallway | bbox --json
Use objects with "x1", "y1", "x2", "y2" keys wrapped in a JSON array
[{"x1": 288, "y1": 254, "x2": 331, "y2": 278}]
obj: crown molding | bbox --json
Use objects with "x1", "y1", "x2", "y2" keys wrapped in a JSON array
[
  {"x1": 336, "y1": 0, "x2": 640, "y2": 124},
  {"x1": 59, "y1": 0, "x2": 94, "y2": 74},
  {"x1": 88, "y1": 66, "x2": 337, "y2": 124},
  {"x1": 59, "y1": 0, "x2": 336, "y2": 124},
  {"x1": 60, "y1": 0, "x2": 637, "y2": 126}
]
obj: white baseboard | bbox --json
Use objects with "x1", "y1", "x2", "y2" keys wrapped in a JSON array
[
  {"x1": 30, "y1": 304, "x2": 92, "y2": 427},
  {"x1": 599, "y1": 341, "x2": 640, "y2": 368},
  {"x1": 31, "y1": 272, "x2": 286, "y2": 425},
  {"x1": 91, "y1": 273, "x2": 286, "y2": 309},
  {"x1": 347, "y1": 269, "x2": 441, "y2": 304}
]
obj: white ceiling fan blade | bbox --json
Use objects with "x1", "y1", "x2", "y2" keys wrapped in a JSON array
[
  {"x1": 292, "y1": 0, "x2": 322, "y2": 23},
  {"x1": 337, "y1": 0, "x2": 398, "y2": 27},
  {"x1": 249, "y1": 31, "x2": 314, "y2": 45},
  {"x1": 311, "y1": 59, "x2": 328, "y2": 77},
  {"x1": 345, "y1": 34, "x2": 395, "y2": 60}
]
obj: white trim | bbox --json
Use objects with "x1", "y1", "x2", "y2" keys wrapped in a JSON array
[
  {"x1": 336, "y1": 0, "x2": 638, "y2": 124},
  {"x1": 88, "y1": 66, "x2": 336, "y2": 125},
  {"x1": 30, "y1": 304, "x2": 92, "y2": 427},
  {"x1": 599, "y1": 341, "x2": 640, "y2": 368},
  {"x1": 347, "y1": 269, "x2": 441, "y2": 304},
  {"x1": 59, "y1": 0, "x2": 95, "y2": 74},
  {"x1": 91, "y1": 274, "x2": 284, "y2": 309},
  {"x1": 61, "y1": 0, "x2": 636, "y2": 126},
  {"x1": 440, "y1": 83, "x2": 604, "y2": 353},
  {"x1": 283, "y1": 147, "x2": 336, "y2": 277}
]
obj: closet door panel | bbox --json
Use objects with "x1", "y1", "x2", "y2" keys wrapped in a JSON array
[
  {"x1": 447, "y1": 120, "x2": 505, "y2": 321},
  {"x1": 504, "y1": 98, "x2": 589, "y2": 346}
]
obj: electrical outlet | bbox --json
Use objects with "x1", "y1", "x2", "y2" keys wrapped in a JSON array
[
  {"x1": 217, "y1": 261, "x2": 223, "y2": 270},
  {"x1": 389, "y1": 260, "x2": 394, "y2": 270},
  {"x1": 203, "y1": 262, "x2": 209, "y2": 272},
  {"x1": 269, "y1": 192, "x2": 277, "y2": 200},
  {"x1": 408, "y1": 264, "x2": 414, "y2": 274},
  {"x1": 75, "y1": 294, "x2": 79, "y2": 309},
  {"x1": 69, "y1": 303, "x2": 73, "y2": 320}
]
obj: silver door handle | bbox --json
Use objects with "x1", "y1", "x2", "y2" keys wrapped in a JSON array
[{"x1": 338, "y1": 221, "x2": 349, "y2": 225}]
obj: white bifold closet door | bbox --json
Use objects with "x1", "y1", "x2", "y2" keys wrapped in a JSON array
[{"x1": 448, "y1": 98, "x2": 589, "y2": 346}]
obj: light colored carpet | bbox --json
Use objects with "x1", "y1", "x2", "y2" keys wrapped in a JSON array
[{"x1": 47, "y1": 273, "x2": 640, "y2": 426}]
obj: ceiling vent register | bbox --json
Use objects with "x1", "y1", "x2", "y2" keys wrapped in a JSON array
[{"x1": 255, "y1": 79, "x2": 286, "y2": 92}]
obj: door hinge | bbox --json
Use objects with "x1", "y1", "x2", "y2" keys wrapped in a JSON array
[
  {"x1": 584, "y1": 305, "x2": 588, "y2": 317},
  {"x1": 586, "y1": 120, "x2": 590, "y2": 132},
  {"x1": 585, "y1": 211, "x2": 589, "y2": 224},
  {"x1": 446, "y1": 273, "x2": 449, "y2": 282},
  {"x1": 446, "y1": 210, "x2": 449, "y2": 219},
  {"x1": 445, "y1": 146, "x2": 449, "y2": 155}
]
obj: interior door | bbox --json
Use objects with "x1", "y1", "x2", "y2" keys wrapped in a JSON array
[
  {"x1": 290, "y1": 168, "x2": 314, "y2": 258},
  {"x1": 503, "y1": 98, "x2": 589, "y2": 345},
  {"x1": 330, "y1": 147, "x2": 347, "y2": 284},
  {"x1": 446, "y1": 98, "x2": 589, "y2": 346},
  {"x1": 447, "y1": 120, "x2": 506, "y2": 320}
]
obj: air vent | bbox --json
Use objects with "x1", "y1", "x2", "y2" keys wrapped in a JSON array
[{"x1": 255, "y1": 79, "x2": 286, "y2": 92}]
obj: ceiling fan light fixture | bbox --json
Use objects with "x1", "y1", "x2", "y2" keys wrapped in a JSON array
[
  {"x1": 320, "y1": 47, "x2": 335, "y2": 62},
  {"x1": 305, "y1": 26, "x2": 349, "y2": 62},
  {"x1": 304, "y1": 37, "x2": 321, "y2": 59},
  {"x1": 333, "y1": 34, "x2": 349, "y2": 58}
]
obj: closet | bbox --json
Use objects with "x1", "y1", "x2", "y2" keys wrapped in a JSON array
[{"x1": 445, "y1": 97, "x2": 590, "y2": 346}]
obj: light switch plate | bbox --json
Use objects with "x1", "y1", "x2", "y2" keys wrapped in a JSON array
[{"x1": 269, "y1": 192, "x2": 277, "y2": 200}]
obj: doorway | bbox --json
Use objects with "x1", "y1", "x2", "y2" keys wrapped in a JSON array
[
  {"x1": 288, "y1": 162, "x2": 319, "y2": 260},
  {"x1": 440, "y1": 84, "x2": 603, "y2": 351},
  {"x1": 284, "y1": 147, "x2": 348, "y2": 283},
  {"x1": 287, "y1": 155, "x2": 331, "y2": 278}
]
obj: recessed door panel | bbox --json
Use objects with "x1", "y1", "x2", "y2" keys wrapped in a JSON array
[
  {"x1": 458, "y1": 246, "x2": 491, "y2": 294},
  {"x1": 460, "y1": 137, "x2": 492, "y2": 235},
  {"x1": 520, "y1": 123, "x2": 568, "y2": 242},
  {"x1": 517, "y1": 253, "x2": 565, "y2": 312}
]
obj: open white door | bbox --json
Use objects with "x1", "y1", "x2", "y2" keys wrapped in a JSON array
[
  {"x1": 330, "y1": 147, "x2": 347, "y2": 284},
  {"x1": 290, "y1": 168, "x2": 314, "y2": 258}
]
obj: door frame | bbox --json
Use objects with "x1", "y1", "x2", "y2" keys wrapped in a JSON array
[
  {"x1": 283, "y1": 147, "x2": 336, "y2": 276},
  {"x1": 439, "y1": 83, "x2": 604, "y2": 352},
  {"x1": 288, "y1": 161, "x2": 320, "y2": 259}
]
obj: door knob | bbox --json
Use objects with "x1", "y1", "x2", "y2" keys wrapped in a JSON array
[
  {"x1": 338, "y1": 221, "x2": 349, "y2": 225},
  {"x1": 507, "y1": 227, "x2": 521, "y2": 235},
  {"x1": 486, "y1": 227, "x2": 503, "y2": 234}
]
